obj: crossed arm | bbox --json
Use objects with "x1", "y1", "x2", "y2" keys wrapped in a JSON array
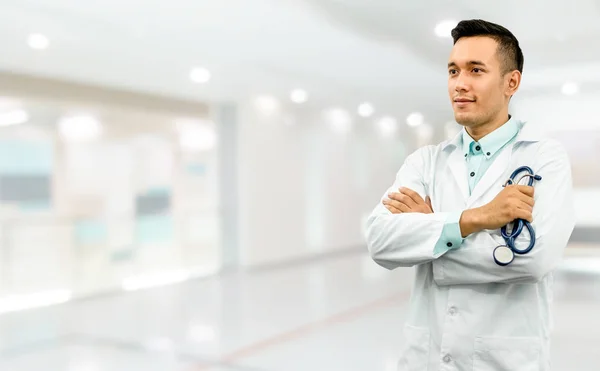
[{"x1": 365, "y1": 143, "x2": 576, "y2": 285}]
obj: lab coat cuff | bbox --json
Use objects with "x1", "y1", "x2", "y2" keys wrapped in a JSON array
[{"x1": 433, "y1": 211, "x2": 464, "y2": 257}]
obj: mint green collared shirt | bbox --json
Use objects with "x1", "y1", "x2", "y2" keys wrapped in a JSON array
[{"x1": 433, "y1": 117, "x2": 520, "y2": 255}]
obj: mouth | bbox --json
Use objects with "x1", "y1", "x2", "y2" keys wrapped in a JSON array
[{"x1": 454, "y1": 98, "x2": 475, "y2": 107}]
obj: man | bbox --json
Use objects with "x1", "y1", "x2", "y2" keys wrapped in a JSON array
[{"x1": 365, "y1": 19, "x2": 575, "y2": 370}]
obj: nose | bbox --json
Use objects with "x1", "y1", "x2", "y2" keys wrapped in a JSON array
[{"x1": 454, "y1": 74, "x2": 469, "y2": 93}]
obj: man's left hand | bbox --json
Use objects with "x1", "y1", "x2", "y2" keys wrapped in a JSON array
[{"x1": 383, "y1": 187, "x2": 433, "y2": 214}]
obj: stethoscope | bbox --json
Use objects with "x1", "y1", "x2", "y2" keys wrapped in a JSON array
[{"x1": 493, "y1": 166, "x2": 542, "y2": 266}]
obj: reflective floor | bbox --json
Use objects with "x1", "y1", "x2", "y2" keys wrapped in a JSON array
[{"x1": 0, "y1": 246, "x2": 599, "y2": 371}]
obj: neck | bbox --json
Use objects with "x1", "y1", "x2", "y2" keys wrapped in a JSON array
[{"x1": 467, "y1": 112, "x2": 510, "y2": 142}]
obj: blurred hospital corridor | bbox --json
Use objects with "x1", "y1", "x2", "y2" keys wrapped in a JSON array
[
  {"x1": 1, "y1": 247, "x2": 600, "y2": 370},
  {"x1": 1, "y1": 0, "x2": 600, "y2": 370}
]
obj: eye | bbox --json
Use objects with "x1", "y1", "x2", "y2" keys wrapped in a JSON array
[
  {"x1": 472, "y1": 67, "x2": 483, "y2": 73},
  {"x1": 448, "y1": 69, "x2": 458, "y2": 75}
]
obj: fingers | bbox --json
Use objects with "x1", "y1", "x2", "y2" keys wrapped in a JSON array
[
  {"x1": 514, "y1": 185, "x2": 534, "y2": 197},
  {"x1": 383, "y1": 198, "x2": 410, "y2": 213},
  {"x1": 384, "y1": 204, "x2": 402, "y2": 214},
  {"x1": 514, "y1": 207, "x2": 533, "y2": 223},
  {"x1": 426, "y1": 196, "x2": 433, "y2": 212},
  {"x1": 398, "y1": 187, "x2": 424, "y2": 205},
  {"x1": 508, "y1": 200, "x2": 533, "y2": 222},
  {"x1": 517, "y1": 200, "x2": 533, "y2": 214},
  {"x1": 506, "y1": 185, "x2": 534, "y2": 207},
  {"x1": 388, "y1": 191, "x2": 416, "y2": 209},
  {"x1": 515, "y1": 190, "x2": 535, "y2": 207}
]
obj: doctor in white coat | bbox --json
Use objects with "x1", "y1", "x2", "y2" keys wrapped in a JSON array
[{"x1": 365, "y1": 19, "x2": 575, "y2": 371}]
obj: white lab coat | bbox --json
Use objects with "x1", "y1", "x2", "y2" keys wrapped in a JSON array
[{"x1": 365, "y1": 119, "x2": 576, "y2": 371}]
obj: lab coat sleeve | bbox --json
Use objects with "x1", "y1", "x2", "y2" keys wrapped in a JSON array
[
  {"x1": 365, "y1": 148, "x2": 464, "y2": 270},
  {"x1": 432, "y1": 140, "x2": 576, "y2": 285}
]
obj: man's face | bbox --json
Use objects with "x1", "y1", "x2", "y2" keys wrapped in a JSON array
[{"x1": 447, "y1": 36, "x2": 510, "y2": 128}]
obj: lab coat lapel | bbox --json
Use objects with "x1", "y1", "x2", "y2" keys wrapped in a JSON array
[
  {"x1": 467, "y1": 142, "x2": 514, "y2": 208},
  {"x1": 447, "y1": 147, "x2": 470, "y2": 202}
]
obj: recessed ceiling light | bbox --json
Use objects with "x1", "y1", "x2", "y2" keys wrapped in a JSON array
[
  {"x1": 415, "y1": 123, "x2": 434, "y2": 142},
  {"x1": 406, "y1": 112, "x2": 424, "y2": 127},
  {"x1": 58, "y1": 115, "x2": 102, "y2": 141},
  {"x1": 176, "y1": 120, "x2": 216, "y2": 152},
  {"x1": 357, "y1": 102, "x2": 374, "y2": 117},
  {"x1": 28, "y1": 33, "x2": 49, "y2": 50},
  {"x1": 325, "y1": 108, "x2": 352, "y2": 133},
  {"x1": 189, "y1": 67, "x2": 211, "y2": 84},
  {"x1": 434, "y1": 20, "x2": 458, "y2": 38},
  {"x1": 561, "y1": 82, "x2": 578, "y2": 95},
  {"x1": 0, "y1": 109, "x2": 29, "y2": 126},
  {"x1": 290, "y1": 89, "x2": 308, "y2": 104},
  {"x1": 254, "y1": 95, "x2": 279, "y2": 115},
  {"x1": 377, "y1": 116, "x2": 398, "y2": 137}
]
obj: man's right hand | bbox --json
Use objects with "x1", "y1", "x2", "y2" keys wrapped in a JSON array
[{"x1": 460, "y1": 185, "x2": 535, "y2": 237}]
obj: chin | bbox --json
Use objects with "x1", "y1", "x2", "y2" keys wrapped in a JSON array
[
  {"x1": 453, "y1": 112, "x2": 472, "y2": 126},
  {"x1": 454, "y1": 111, "x2": 482, "y2": 127}
]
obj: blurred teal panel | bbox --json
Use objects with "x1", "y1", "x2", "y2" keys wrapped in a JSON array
[
  {"x1": 144, "y1": 187, "x2": 170, "y2": 197},
  {"x1": 19, "y1": 200, "x2": 51, "y2": 211},
  {"x1": 110, "y1": 248, "x2": 134, "y2": 262},
  {"x1": 186, "y1": 163, "x2": 206, "y2": 175},
  {"x1": 0, "y1": 140, "x2": 53, "y2": 175},
  {"x1": 74, "y1": 219, "x2": 108, "y2": 244},
  {"x1": 135, "y1": 214, "x2": 173, "y2": 243}
]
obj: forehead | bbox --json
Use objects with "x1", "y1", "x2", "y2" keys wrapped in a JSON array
[{"x1": 448, "y1": 36, "x2": 500, "y2": 67}]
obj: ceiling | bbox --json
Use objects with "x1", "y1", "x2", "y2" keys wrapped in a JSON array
[{"x1": 0, "y1": 0, "x2": 599, "y2": 123}]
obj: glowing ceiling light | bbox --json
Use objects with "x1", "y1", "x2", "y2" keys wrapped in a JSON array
[
  {"x1": 189, "y1": 67, "x2": 211, "y2": 84},
  {"x1": 290, "y1": 89, "x2": 308, "y2": 103},
  {"x1": 357, "y1": 102, "x2": 374, "y2": 117},
  {"x1": 255, "y1": 95, "x2": 279, "y2": 115},
  {"x1": 561, "y1": 82, "x2": 579, "y2": 95},
  {"x1": 325, "y1": 108, "x2": 352, "y2": 133},
  {"x1": 406, "y1": 112, "x2": 424, "y2": 127},
  {"x1": 435, "y1": 20, "x2": 458, "y2": 38},
  {"x1": 176, "y1": 119, "x2": 217, "y2": 152},
  {"x1": 28, "y1": 33, "x2": 49, "y2": 50},
  {"x1": 0, "y1": 109, "x2": 29, "y2": 126},
  {"x1": 377, "y1": 116, "x2": 398, "y2": 136},
  {"x1": 58, "y1": 115, "x2": 102, "y2": 141}
]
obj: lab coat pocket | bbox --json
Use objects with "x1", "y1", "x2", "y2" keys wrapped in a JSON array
[
  {"x1": 473, "y1": 336, "x2": 541, "y2": 371},
  {"x1": 398, "y1": 324, "x2": 430, "y2": 371}
]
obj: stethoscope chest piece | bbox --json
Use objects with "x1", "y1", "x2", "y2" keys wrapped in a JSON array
[{"x1": 493, "y1": 245, "x2": 515, "y2": 266}]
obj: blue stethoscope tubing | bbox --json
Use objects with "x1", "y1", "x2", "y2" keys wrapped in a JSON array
[{"x1": 493, "y1": 166, "x2": 542, "y2": 266}]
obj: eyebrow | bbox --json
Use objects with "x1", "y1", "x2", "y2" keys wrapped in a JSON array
[{"x1": 447, "y1": 60, "x2": 487, "y2": 68}]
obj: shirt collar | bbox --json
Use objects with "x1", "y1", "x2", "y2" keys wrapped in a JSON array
[
  {"x1": 443, "y1": 116, "x2": 540, "y2": 153},
  {"x1": 461, "y1": 116, "x2": 519, "y2": 159}
]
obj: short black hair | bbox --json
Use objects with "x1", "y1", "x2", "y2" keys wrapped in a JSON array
[{"x1": 451, "y1": 19, "x2": 524, "y2": 75}]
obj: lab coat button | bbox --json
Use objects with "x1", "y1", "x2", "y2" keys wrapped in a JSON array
[
  {"x1": 446, "y1": 242, "x2": 453, "y2": 247},
  {"x1": 443, "y1": 354, "x2": 452, "y2": 363},
  {"x1": 475, "y1": 145, "x2": 481, "y2": 151},
  {"x1": 470, "y1": 172, "x2": 475, "y2": 177},
  {"x1": 449, "y1": 306, "x2": 457, "y2": 315}
]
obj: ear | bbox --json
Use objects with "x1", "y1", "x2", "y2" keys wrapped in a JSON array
[{"x1": 505, "y1": 70, "x2": 521, "y2": 97}]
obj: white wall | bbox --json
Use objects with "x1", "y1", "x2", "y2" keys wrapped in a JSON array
[
  {"x1": 236, "y1": 101, "x2": 426, "y2": 267},
  {"x1": 513, "y1": 92, "x2": 600, "y2": 227}
]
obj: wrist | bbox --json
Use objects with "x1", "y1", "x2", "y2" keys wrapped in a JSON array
[{"x1": 459, "y1": 208, "x2": 483, "y2": 237}]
